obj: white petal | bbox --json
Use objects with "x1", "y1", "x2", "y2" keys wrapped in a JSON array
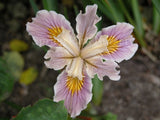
[
  {"x1": 81, "y1": 35, "x2": 108, "y2": 59},
  {"x1": 66, "y1": 57, "x2": 84, "y2": 80},
  {"x1": 54, "y1": 28, "x2": 80, "y2": 56},
  {"x1": 44, "y1": 47, "x2": 72, "y2": 70}
]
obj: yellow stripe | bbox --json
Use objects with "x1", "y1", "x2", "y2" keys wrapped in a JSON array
[
  {"x1": 66, "y1": 76, "x2": 84, "y2": 96},
  {"x1": 47, "y1": 27, "x2": 62, "y2": 46},
  {"x1": 103, "y1": 36, "x2": 120, "y2": 54}
]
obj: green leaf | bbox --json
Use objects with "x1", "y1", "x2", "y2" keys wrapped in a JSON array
[
  {"x1": 131, "y1": 0, "x2": 144, "y2": 39},
  {"x1": 103, "y1": 112, "x2": 117, "y2": 120},
  {"x1": 42, "y1": 0, "x2": 58, "y2": 11},
  {"x1": 152, "y1": 0, "x2": 160, "y2": 15},
  {"x1": 92, "y1": 75, "x2": 103, "y2": 105},
  {"x1": 29, "y1": 0, "x2": 39, "y2": 14},
  {"x1": 9, "y1": 39, "x2": 29, "y2": 52},
  {"x1": 131, "y1": 0, "x2": 146, "y2": 47},
  {"x1": 153, "y1": 6, "x2": 160, "y2": 34},
  {"x1": 13, "y1": 99, "x2": 68, "y2": 120},
  {"x1": 3, "y1": 52, "x2": 24, "y2": 81},
  {"x1": 19, "y1": 67, "x2": 38, "y2": 85},
  {"x1": 117, "y1": 0, "x2": 135, "y2": 25},
  {"x1": 102, "y1": 0, "x2": 125, "y2": 22},
  {"x1": 0, "y1": 58, "x2": 14, "y2": 102}
]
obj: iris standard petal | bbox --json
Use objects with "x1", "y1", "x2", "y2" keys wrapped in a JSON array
[
  {"x1": 54, "y1": 70, "x2": 92, "y2": 118},
  {"x1": 85, "y1": 56, "x2": 120, "y2": 81},
  {"x1": 66, "y1": 57, "x2": 84, "y2": 80},
  {"x1": 94, "y1": 22, "x2": 138, "y2": 62},
  {"x1": 81, "y1": 35, "x2": 108, "y2": 59},
  {"x1": 26, "y1": 10, "x2": 74, "y2": 47},
  {"x1": 76, "y1": 4, "x2": 101, "y2": 47},
  {"x1": 54, "y1": 28, "x2": 79, "y2": 56},
  {"x1": 44, "y1": 47, "x2": 72, "y2": 70}
]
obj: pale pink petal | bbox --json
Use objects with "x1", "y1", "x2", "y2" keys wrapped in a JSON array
[
  {"x1": 94, "y1": 22, "x2": 138, "y2": 62},
  {"x1": 85, "y1": 56, "x2": 120, "y2": 81},
  {"x1": 26, "y1": 10, "x2": 74, "y2": 47},
  {"x1": 104, "y1": 41, "x2": 138, "y2": 62},
  {"x1": 76, "y1": 4, "x2": 101, "y2": 47},
  {"x1": 54, "y1": 70, "x2": 92, "y2": 118},
  {"x1": 44, "y1": 47, "x2": 72, "y2": 70},
  {"x1": 94, "y1": 22, "x2": 134, "y2": 41}
]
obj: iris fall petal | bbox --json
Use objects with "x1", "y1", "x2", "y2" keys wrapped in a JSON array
[
  {"x1": 94, "y1": 22, "x2": 138, "y2": 62},
  {"x1": 26, "y1": 10, "x2": 74, "y2": 47},
  {"x1": 54, "y1": 70, "x2": 92, "y2": 118}
]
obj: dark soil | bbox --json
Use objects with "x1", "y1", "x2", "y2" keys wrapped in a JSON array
[
  {"x1": 101, "y1": 55, "x2": 160, "y2": 120},
  {"x1": 0, "y1": 0, "x2": 160, "y2": 120}
]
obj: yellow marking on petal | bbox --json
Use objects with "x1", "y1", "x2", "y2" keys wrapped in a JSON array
[
  {"x1": 103, "y1": 36, "x2": 120, "y2": 54},
  {"x1": 66, "y1": 76, "x2": 84, "y2": 96},
  {"x1": 47, "y1": 27, "x2": 62, "y2": 46}
]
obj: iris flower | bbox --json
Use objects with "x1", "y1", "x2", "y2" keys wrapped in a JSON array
[{"x1": 26, "y1": 4, "x2": 138, "y2": 117}]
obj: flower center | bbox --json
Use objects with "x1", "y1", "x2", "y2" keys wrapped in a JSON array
[
  {"x1": 66, "y1": 76, "x2": 84, "y2": 96},
  {"x1": 47, "y1": 26, "x2": 62, "y2": 46}
]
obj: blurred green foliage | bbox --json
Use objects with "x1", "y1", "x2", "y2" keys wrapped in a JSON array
[
  {"x1": 0, "y1": 52, "x2": 24, "y2": 103},
  {"x1": 42, "y1": 0, "x2": 58, "y2": 11},
  {"x1": 92, "y1": 75, "x2": 103, "y2": 105},
  {"x1": 29, "y1": 0, "x2": 39, "y2": 13},
  {"x1": 0, "y1": 58, "x2": 14, "y2": 102},
  {"x1": 152, "y1": 0, "x2": 160, "y2": 15},
  {"x1": 153, "y1": 6, "x2": 160, "y2": 34},
  {"x1": 3, "y1": 52, "x2": 24, "y2": 81},
  {"x1": 103, "y1": 112, "x2": 117, "y2": 120}
]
